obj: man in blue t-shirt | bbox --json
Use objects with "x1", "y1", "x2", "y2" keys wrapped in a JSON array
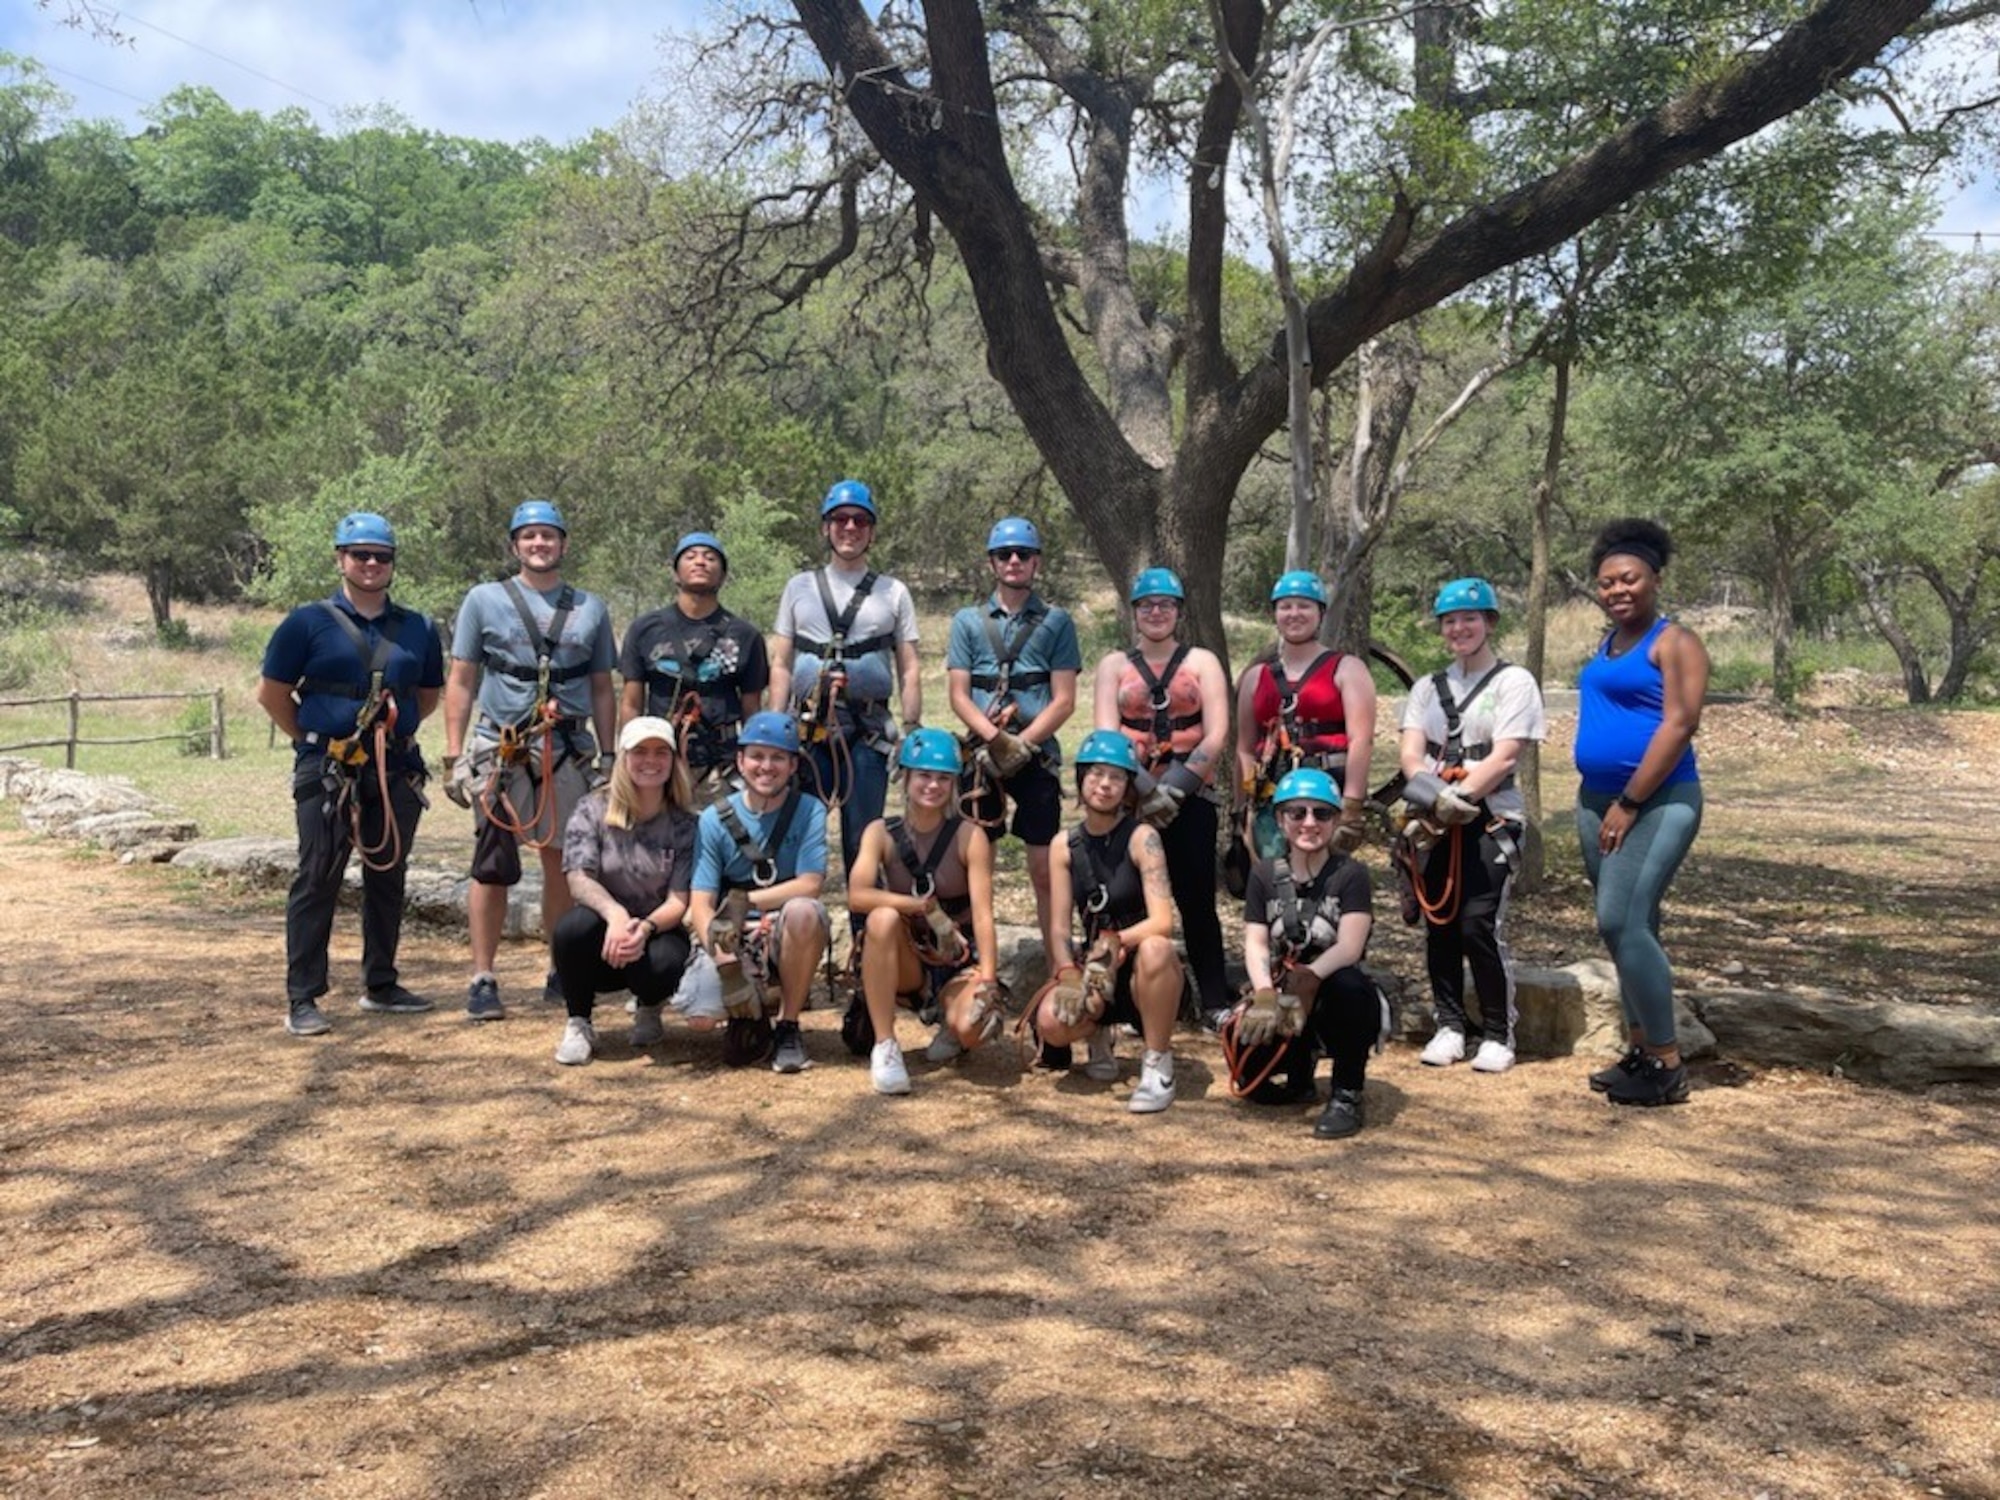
[
  {"x1": 689, "y1": 712, "x2": 830, "y2": 1075},
  {"x1": 440, "y1": 500, "x2": 618, "y2": 1023},
  {"x1": 256, "y1": 512, "x2": 446, "y2": 1039},
  {"x1": 946, "y1": 516, "x2": 1081, "y2": 937}
]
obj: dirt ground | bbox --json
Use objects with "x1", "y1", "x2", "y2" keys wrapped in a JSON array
[{"x1": 2, "y1": 703, "x2": 1998, "y2": 1499}]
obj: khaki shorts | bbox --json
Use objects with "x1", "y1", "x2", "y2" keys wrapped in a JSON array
[{"x1": 470, "y1": 746, "x2": 595, "y2": 885}]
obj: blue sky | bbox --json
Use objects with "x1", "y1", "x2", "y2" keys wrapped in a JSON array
[{"x1": 3, "y1": 0, "x2": 701, "y2": 144}]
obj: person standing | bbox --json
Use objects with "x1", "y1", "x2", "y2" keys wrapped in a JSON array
[
  {"x1": 618, "y1": 531, "x2": 768, "y2": 805},
  {"x1": 256, "y1": 512, "x2": 445, "y2": 1037},
  {"x1": 946, "y1": 516, "x2": 1080, "y2": 938},
  {"x1": 1575, "y1": 518, "x2": 1709, "y2": 1107},
  {"x1": 1400, "y1": 578, "x2": 1547, "y2": 1075},
  {"x1": 1235, "y1": 571, "x2": 1376, "y2": 860},
  {"x1": 767, "y1": 480, "x2": 923, "y2": 894},
  {"x1": 1092, "y1": 567, "x2": 1233, "y2": 1030},
  {"x1": 687, "y1": 711, "x2": 832, "y2": 1075},
  {"x1": 550, "y1": 716, "x2": 701, "y2": 1065},
  {"x1": 440, "y1": 500, "x2": 618, "y2": 1022}
]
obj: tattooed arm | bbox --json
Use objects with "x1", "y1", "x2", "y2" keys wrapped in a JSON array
[{"x1": 1122, "y1": 824, "x2": 1179, "y2": 947}]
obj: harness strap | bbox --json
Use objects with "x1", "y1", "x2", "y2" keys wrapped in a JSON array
[
  {"x1": 1125, "y1": 645, "x2": 1192, "y2": 751},
  {"x1": 805, "y1": 567, "x2": 880, "y2": 661},
  {"x1": 1269, "y1": 649, "x2": 1339, "y2": 747},
  {"x1": 717, "y1": 791, "x2": 802, "y2": 891},
  {"x1": 888, "y1": 815, "x2": 968, "y2": 911},
  {"x1": 297, "y1": 602, "x2": 408, "y2": 726},
  {"x1": 497, "y1": 579, "x2": 577, "y2": 678},
  {"x1": 1068, "y1": 823, "x2": 1118, "y2": 939},
  {"x1": 976, "y1": 603, "x2": 1049, "y2": 707},
  {"x1": 1427, "y1": 662, "x2": 1511, "y2": 777},
  {"x1": 1271, "y1": 858, "x2": 1345, "y2": 963}
]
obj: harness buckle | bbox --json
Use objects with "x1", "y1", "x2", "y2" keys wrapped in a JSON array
[{"x1": 752, "y1": 858, "x2": 779, "y2": 890}]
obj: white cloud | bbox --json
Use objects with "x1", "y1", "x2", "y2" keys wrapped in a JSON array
[{"x1": 6, "y1": 0, "x2": 706, "y2": 143}]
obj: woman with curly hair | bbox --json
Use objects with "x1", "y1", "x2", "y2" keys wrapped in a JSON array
[{"x1": 1574, "y1": 519, "x2": 1709, "y2": 1106}]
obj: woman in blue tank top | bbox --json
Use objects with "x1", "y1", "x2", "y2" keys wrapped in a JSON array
[{"x1": 1573, "y1": 518, "x2": 1709, "y2": 1107}]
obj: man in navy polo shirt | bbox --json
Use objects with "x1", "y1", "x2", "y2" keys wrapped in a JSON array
[{"x1": 257, "y1": 512, "x2": 446, "y2": 1038}]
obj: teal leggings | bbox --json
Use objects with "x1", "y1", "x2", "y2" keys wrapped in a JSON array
[{"x1": 1576, "y1": 782, "x2": 1703, "y2": 1047}]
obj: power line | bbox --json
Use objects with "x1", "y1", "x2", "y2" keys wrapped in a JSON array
[
  {"x1": 37, "y1": 60, "x2": 154, "y2": 109},
  {"x1": 116, "y1": 5, "x2": 345, "y2": 116}
]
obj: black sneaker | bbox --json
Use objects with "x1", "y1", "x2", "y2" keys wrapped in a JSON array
[
  {"x1": 1201, "y1": 1007, "x2": 1234, "y2": 1036},
  {"x1": 465, "y1": 976, "x2": 505, "y2": 1022},
  {"x1": 1038, "y1": 1043, "x2": 1073, "y2": 1072},
  {"x1": 359, "y1": 984, "x2": 433, "y2": 1014},
  {"x1": 1605, "y1": 1053, "x2": 1690, "y2": 1107},
  {"x1": 1313, "y1": 1087, "x2": 1366, "y2": 1139},
  {"x1": 771, "y1": 1020, "x2": 811, "y2": 1074},
  {"x1": 839, "y1": 996, "x2": 876, "y2": 1057},
  {"x1": 540, "y1": 968, "x2": 564, "y2": 1006},
  {"x1": 286, "y1": 999, "x2": 332, "y2": 1037},
  {"x1": 1588, "y1": 1046, "x2": 1645, "y2": 1093}
]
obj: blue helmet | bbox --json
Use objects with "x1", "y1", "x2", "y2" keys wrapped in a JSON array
[
  {"x1": 674, "y1": 531, "x2": 728, "y2": 569},
  {"x1": 1074, "y1": 729, "x2": 1142, "y2": 777},
  {"x1": 334, "y1": 512, "x2": 395, "y2": 550},
  {"x1": 1129, "y1": 567, "x2": 1184, "y2": 604},
  {"x1": 986, "y1": 517, "x2": 1041, "y2": 554},
  {"x1": 1271, "y1": 570, "x2": 1328, "y2": 607},
  {"x1": 1434, "y1": 576, "x2": 1499, "y2": 616},
  {"x1": 738, "y1": 711, "x2": 801, "y2": 755},
  {"x1": 1273, "y1": 767, "x2": 1341, "y2": 810},
  {"x1": 820, "y1": 479, "x2": 877, "y2": 520},
  {"x1": 510, "y1": 499, "x2": 566, "y2": 536},
  {"x1": 897, "y1": 726, "x2": 962, "y2": 775}
]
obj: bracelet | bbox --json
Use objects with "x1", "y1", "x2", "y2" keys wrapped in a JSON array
[
  {"x1": 638, "y1": 917, "x2": 658, "y2": 937},
  {"x1": 1615, "y1": 792, "x2": 1642, "y2": 813}
]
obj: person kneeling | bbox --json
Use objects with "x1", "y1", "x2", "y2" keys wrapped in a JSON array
[
  {"x1": 846, "y1": 729, "x2": 1006, "y2": 1095},
  {"x1": 1233, "y1": 769, "x2": 1385, "y2": 1139},
  {"x1": 550, "y1": 717, "x2": 699, "y2": 1064},
  {"x1": 1032, "y1": 731, "x2": 1185, "y2": 1113}
]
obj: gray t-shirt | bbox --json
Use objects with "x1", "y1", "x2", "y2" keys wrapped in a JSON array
[
  {"x1": 1400, "y1": 660, "x2": 1546, "y2": 822},
  {"x1": 452, "y1": 578, "x2": 616, "y2": 734},
  {"x1": 562, "y1": 791, "x2": 698, "y2": 917},
  {"x1": 773, "y1": 562, "x2": 919, "y2": 707}
]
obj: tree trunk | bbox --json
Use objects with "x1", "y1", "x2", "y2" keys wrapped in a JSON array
[
  {"x1": 1769, "y1": 526, "x2": 1798, "y2": 705},
  {"x1": 1852, "y1": 564, "x2": 1932, "y2": 704},
  {"x1": 1517, "y1": 348, "x2": 1569, "y2": 888},
  {"x1": 1321, "y1": 336, "x2": 1419, "y2": 655},
  {"x1": 145, "y1": 565, "x2": 175, "y2": 632}
]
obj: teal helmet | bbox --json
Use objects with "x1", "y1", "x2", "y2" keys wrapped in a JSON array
[
  {"x1": 674, "y1": 531, "x2": 727, "y2": 569},
  {"x1": 510, "y1": 499, "x2": 566, "y2": 535},
  {"x1": 1434, "y1": 576, "x2": 1499, "y2": 616},
  {"x1": 897, "y1": 727, "x2": 962, "y2": 775},
  {"x1": 334, "y1": 512, "x2": 395, "y2": 550},
  {"x1": 986, "y1": 517, "x2": 1041, "y2": 554},
  {"x1": 1273, "y1": 767, "x2": 1341, "y2": 809},
  {"x1": 1270, "y1": 570, "x2": 1328, "y2": 607},
  {"x1": 1129, "y1": 567, "x2": 1184, "y2": 604},
  {"x1": 738, "y1": 711, "x2": 801, "y2": 755},
  {"x1": 820, "y1": 479, "x2": 877, "y2": 519},
  {"x1": 1074, "y1": 729, "x2": 1142, "y2": 777}
]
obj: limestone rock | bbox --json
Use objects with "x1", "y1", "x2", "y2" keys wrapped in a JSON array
[
  {"x1": 172, "y1": 837, "x2": 297, "y2": 882},
  {"x1": 1694, "y1": 988, "x2": 2000, "y2": 1088}
]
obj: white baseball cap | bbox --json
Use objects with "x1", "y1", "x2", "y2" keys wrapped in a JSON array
[{"x1": 617, "y1": 716, "x2": 678, "y2": 753}]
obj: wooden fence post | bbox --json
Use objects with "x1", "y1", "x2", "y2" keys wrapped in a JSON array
[
  {"x1": 210, "y1": 688, "x2": 226, "y2": 760},
  {"x1": 66, "y1": 690, "x2": 79, "y2": 769}
]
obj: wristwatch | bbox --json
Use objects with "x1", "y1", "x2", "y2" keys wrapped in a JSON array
[{"x1": 1614, "y1": 792, "x2": 1642, "y2": 813}]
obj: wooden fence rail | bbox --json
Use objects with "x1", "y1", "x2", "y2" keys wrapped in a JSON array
[{"x1": 0, "y1": 689, "x2": 226, "y2": 767}]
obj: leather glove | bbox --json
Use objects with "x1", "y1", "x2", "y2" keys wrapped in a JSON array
[
  {"x1": 1081, "y1": 932, "x2": 1118, "y2": 1016},
  {"x1": 986, "y1": 727, "x2": 1033, "y2": 779},
  {"x1": 707, "y1": 888, "x2": 752, "y2": 957},
  {"x1": 443, "y1": 755, "x2": 477, "y2": 809},
  {"x1": 1048, "y1": 966, "x2": 1089, "y2": 1028},
  {"x1": 1434, "y1": 784, "x2": 1482, "y2": 825},
  {"x1": 1329, "y1": 801, "x2": 1368, "y2": 854},
  {"x1": 919, "y1": 899, "x2": 971, "y2": 967},
  {"x1": 1137, "y1": 783, "x2": 1183, "y2": 828},
  {"x1": 1236, "y1": 987, "x2": 1283, "y2": 1047},
  {"x1": 966, "y1": 978, "x2": 1009, "y2": 1043},
  {"x1": 716, "y1": 958, "x2": 763, "y2": 1020}
]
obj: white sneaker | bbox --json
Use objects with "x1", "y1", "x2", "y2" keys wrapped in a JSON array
[
  {"x1": 1085, "y1": 1028, "x2": 1119, "y2": 1081},
  {"x1": 630, "y1": 1005, "x2": 665, "y2": 1047},
  {"x1": 871, "y1": 1038, "x2": 912, "y2": 1095},
  {"x1": 1470, "y1": 1039, "x2": 1516, "y2": 1073},
  {"x1": 1128, "y1": 1049, "x2": 1176, "y2": 1113},
  {"x1": 925, "y1": 1026, "x2": 964, "y2": 1064},
  {"x1": 554, "y1": 1017, "x2": 596, "y2": 1066},
  {"x1": 1420, "y1": 1027, "x2": 1467, "y2": 1067}
]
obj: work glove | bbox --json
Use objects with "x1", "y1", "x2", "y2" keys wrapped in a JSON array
[
  {"x1": 706, "y1": 888, "x2": 752, "y2": 957},
  {"x1": 1433, "y1": 784, "x2": 1482, "y2": 825},
  {"x1": 986, "y1": 727, "x2": 1034, "y2": 779},
  {"x1": 1081, "y1": 931, "x2": 1119, "y2": 1016},
  {"x1": 443, "y1": 755, "x2": 477, "y2": 809},
  {"x1": 1048, "y1": 966, "x2": 1090, "y2": 1028},
  {"x1": 1236, "y1": 987, "x2": 1283, "y2": 1048},
  {"x1": 716, "y1": 958, "x2": 763, "y2": 1020},
  {"x1": 918, "y1": 898, "x2": 971, "y2": 967},
  {"x1": 1329, "y1": 801, "x2": 1369, "y2": 854},
  {"x1": 966, "y1": 978, "x2": 1009, "y2": 1044}
]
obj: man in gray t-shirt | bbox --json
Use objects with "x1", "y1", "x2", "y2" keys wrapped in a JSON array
[{"x1": 442, "y1": 500, "x2": 617, "y2": 1021}]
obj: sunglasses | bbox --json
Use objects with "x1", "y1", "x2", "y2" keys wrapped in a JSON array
[
  {"x1": 827, "y1": 512, "x2": 875, "y2": 529},
  {"x1": 990, "y1": 547, "x2": 1039, "y2": 563},
  {"x1": 343, "y1": 549, "x2": 396, "y2": 565},
  {"x1": 1280, "y1": 805, "x2": 1336, "y2": 823}
]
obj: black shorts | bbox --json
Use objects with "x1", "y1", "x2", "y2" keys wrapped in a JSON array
[{"x1": 1002, "y1": 758, "x2": 1062, "y2": 846}]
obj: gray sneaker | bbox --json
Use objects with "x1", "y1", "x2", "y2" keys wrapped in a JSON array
[
  {"x1": 630, "y1": 1004, "x2": 666, "y2": 1047},
  {"x1": 286, "y1": 999, "x2": 332, "y2": 1037},
  {"x1": 770, "y1": 1020, "x2": 811, "y2": 1074},
  {"x1": 360, "y1": 984, "x2": 433, "y2": 1014},
  {"x1": 465, "y1": 975, "x2": 504, "y2": 1022},
  {"x1": 925, "y1": 1025, "x2": 964, "y2": 1064},
  {"x1": 1085, "y1": 1028, "x2": 1119, "y2": 1081},
  {"x1": 554, "y1": 1017, "x2": 596, "y2": 1066}
]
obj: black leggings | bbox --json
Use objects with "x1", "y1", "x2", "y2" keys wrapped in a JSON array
[
  {"x1": 1419, "y1": 823, "x2": 1517, "y2": 1045},
  {"x1": 1161, "y1": 795, "x2": 1229, "y2": 1011},
  {"x1": 1306, "y1": 965, "x2": 1384, "y2": 1091},
  {"x1": 550, "y1": 906, "x2": 691, "y2": 1019}
]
